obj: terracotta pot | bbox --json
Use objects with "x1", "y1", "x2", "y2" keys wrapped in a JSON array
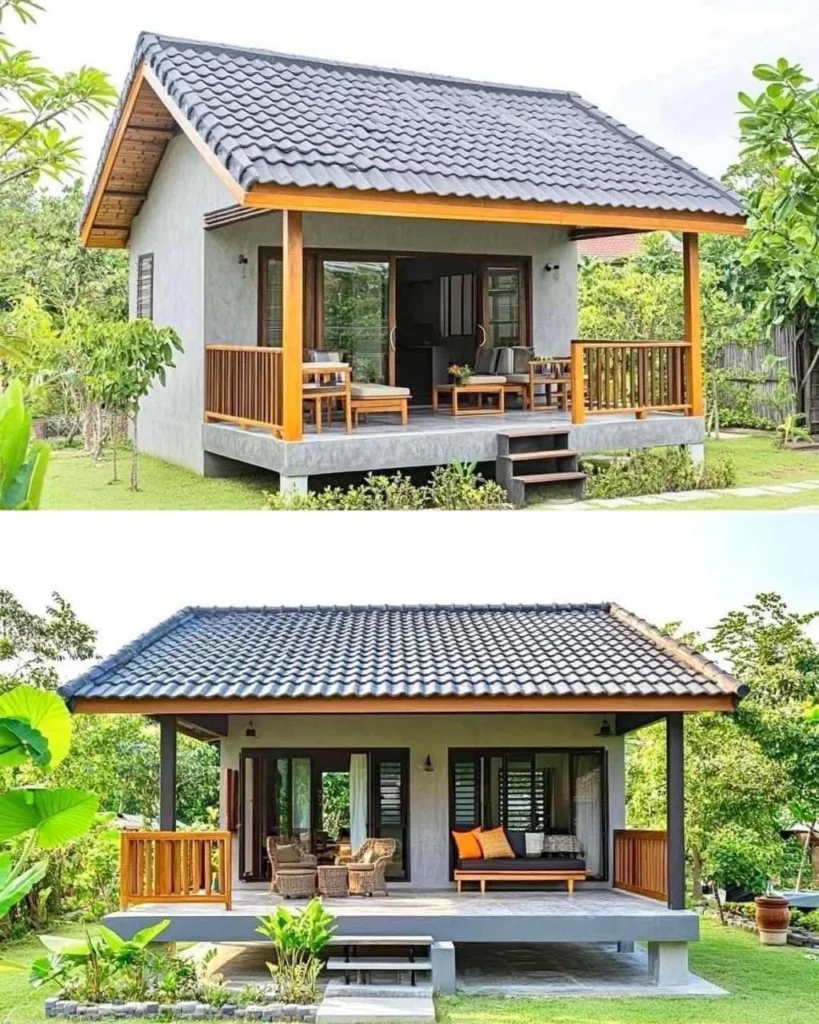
[{"x1": 754, "y1": 895, "x2": 790, "y2": 945}]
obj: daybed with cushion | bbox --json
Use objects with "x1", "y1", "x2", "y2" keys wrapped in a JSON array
[
  {"x1": 452, "y1": 827, "x2": 587, "y2": 893},
  {"x1": 307, "y1": 348, "x2": 412, "y2": 425}
]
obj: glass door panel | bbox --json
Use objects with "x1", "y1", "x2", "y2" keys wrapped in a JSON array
[
  {"x1": 322, "y1": 260, "x2": 389, "y2": 382},
  {"x1": 292, "y1": 757, "x2": 312, "y2": 846},
  {"x1": 482, "y1": 265, "x2": 524, "y2": 348},
  {"x1": 261, "y1": 255, "x2": 283, "y2": 346},
  {"x1": 371, "y1": 751, "x2": 409, "y2": 879},
  {"x1": 573, "y1": 753, "x2": 604, "y2": 879}
]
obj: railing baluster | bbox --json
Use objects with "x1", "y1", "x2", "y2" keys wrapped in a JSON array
[
  {"x1": 204, "y1": 346, "x2": 284, "y2": 435},
  {"x1": 613, "y1": 829, "x2": 668, "y2": 901},
  {"x1": 120, "y1": 832, "x2": 232, "y2": 910}
]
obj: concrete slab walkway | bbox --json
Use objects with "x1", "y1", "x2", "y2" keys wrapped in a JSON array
[{"x1": 547, "y1": 479, "x2": 819, "y2": 510}]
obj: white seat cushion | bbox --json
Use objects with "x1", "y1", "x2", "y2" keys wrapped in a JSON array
[
  {"x1": 504, "y1": 374, "x2": 530, "y2": 384},
  {"x1": 464, "y1": 375, "x2": 506, "y2": 385},
  {"x1": 350, "y1": 383, "x2": 411, "y2": 398}
]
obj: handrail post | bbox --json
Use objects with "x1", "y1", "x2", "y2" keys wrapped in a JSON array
[
  {"x1": 570, "y1": 342, "x2": 585, "y2": 424},
  {"x1": 282, "y1": 210, "x2": 304, "y2": 441},
  {"x1": 120, "y1": 832, "x2": 130, "y2": 911}
]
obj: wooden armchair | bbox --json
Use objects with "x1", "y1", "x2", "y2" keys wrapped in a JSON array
[
  {"x1": 266, "y1": 836, "x2": 317, "y2": 893},
  {"x1": 346, "y1": 837, "x2": 397, "y2": 897}
]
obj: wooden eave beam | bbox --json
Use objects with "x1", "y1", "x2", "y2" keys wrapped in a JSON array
[
  {"x1": 615, "y1": 711, "x2": 666, "y2": 735},
  {"x1": 72, "y1": 694, "x2": 737, "y2": 716},
  {"x1": 569, "y1": 227, "x2": 646, "y2": 241},
  {"x1": 242, "y1": 183, "x2": 748, "y2": 236}
]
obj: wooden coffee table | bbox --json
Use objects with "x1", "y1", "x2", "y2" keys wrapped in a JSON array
[{"x1": 432, "y1": 383, "x2": 505, "y2": 416}]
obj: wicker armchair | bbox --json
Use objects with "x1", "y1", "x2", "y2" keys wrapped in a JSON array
[
  {"x1": 346, "y1": 837, "x2": 397, "y2": 897},
  {"x1": 266, "y1": 836, "x2": 317, "y2": 893}
]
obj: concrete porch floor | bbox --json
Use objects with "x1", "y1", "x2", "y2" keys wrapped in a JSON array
[{"x1": 202, "y1": 407, "x2": 705, "y2": 482}]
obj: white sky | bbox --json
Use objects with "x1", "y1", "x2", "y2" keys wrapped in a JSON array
[
  {"x1": 3, "y1": 512, "x2": 818, "y2": 672},
  {"x1": 14, "y1": 0, "x2": 819, "y2": 183}
]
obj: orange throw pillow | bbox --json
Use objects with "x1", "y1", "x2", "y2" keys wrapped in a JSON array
[
  {"x1": 452, "y1": 829, "x2": 483, "y2": 860},
  {"x1": 476, "y1": 827, "x2": 515, "y2": 859}
]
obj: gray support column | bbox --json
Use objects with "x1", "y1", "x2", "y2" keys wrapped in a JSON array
[
  {"x1": 648, "y1": 941, "x2": 690, "y2": 986},
  {"x1": 666, "y1": 712, "x2": 685, "y2": 910},
  {"x1": 159, "y1": 715, "x2": 177, "y2": 832},
  {"x1": 431, "y1": 941, "x2": 456, "y2": 994}
]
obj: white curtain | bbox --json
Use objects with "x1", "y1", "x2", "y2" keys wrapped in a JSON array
[
  {"x1": 574, "y1": 757, "x2": 603, "y2": 878},
  {"x1": 350, "y1": 754, "x2": 369, "y2": 853}
]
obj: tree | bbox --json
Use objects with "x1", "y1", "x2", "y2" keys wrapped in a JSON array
[
  {"x1": 0, "y1": 0, "x2": 115, "y2": 193},
  {"x1": 88, "y1": 320, "x2": 183, "y2": 489},
  {"x1": 738, "y1": 59, "x2": 819, "y2": 412}
]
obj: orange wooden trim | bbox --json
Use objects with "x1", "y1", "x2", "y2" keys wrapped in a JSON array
[
  {"x1": 74, "y1": 694, "x2": 736, "y2": 715},
  {"x1": 574, "y1": 340, "x2": 691, "y2": 349},
  {"x1": 282, "y1": 210, "x2": 304, "y2": 441},
  {"x1": 243, "y1": 183, "x2": 747, "y2": 236},
  {"x1": 142, "y1": 65, "x2": 244, "y2": 205},
  {"x1": 80, "y1": 65, "x2": 148, "y2": 245},
  {"x1": 683, "y1": 233, "x2": 703, "y2": 416},
  {"x1": 570, "y1": 343, "x2": 586, "y2": 424},
  {"x1": 119, "y1": 831, "x2": 232, "y2": 910}
]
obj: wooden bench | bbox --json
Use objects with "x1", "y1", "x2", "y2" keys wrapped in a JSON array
[{"x1": 454, "y1": 869, "x2": 586, "y2": 894}]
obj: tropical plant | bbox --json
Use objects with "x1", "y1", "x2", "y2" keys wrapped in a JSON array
[
  {"x1": 0, "y1": 684, "x2": 96, "y2": 959},
  {"x1": 583, "y1": 446, "x2": 736, "y2": 500},
  {"x1": 87, "y1": 319, "x2": 183, "y2": 488},
  {"x1": 776, "y1": 412, "x2": 812, "y2": 447},
  {"x1": 0, "y1": 0, "x2": 116, "y2": 194},
  {"x1": 256, "y1": 898, "x2": 336, "y2": 1004},
  {"x1": 0, "y1": 379, "x2": 49, "y2": 508},
  {"x1": 702, "y1": 824, "x2": 784, "y2": 924}
]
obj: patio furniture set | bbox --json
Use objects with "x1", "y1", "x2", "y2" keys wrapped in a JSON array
[
  {"x1": 451, "y1": 826, "x2": 587, "y2": 894},
  {"x1": 303, "y1": 347, "x2": 572, "y2": 429},
  {"x1": 267, "y1": 836, "x2": 397, "y2": 898}
]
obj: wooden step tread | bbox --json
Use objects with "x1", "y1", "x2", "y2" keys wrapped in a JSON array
[
  {"x1": 329, "y1": 936, "x2": 433, "y2": 946},
  {"x1": 505, "y1": 449, "x2": 577, "y2": 462},
  {"x1": 514, "y1": 471, "x2": 587, "y2": 485},
  {"x1": 326, "y1": 958, "x2": 432, "y2": 971}
]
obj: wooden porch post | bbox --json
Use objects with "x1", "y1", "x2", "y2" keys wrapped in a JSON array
[
  {"x1": 666, "y1": 712, "x2": 685, "y2": 910},
  {"x1": 159, "y1": 715, "x2": 177, "y2": 831},
  {"x1": 683, "y1": 233, "x2": 703, "y2": 417},
  {"x1": 282, "y1": 210, "x2": 304, "y2": 441}
]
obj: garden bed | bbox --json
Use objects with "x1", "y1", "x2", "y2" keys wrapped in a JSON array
[
  {"x1": 698, "y1": 902, "x2": 819, "y2": 948},
  {"x1": 44, "y1": 996, "x2": 318, "y2": 1020}
]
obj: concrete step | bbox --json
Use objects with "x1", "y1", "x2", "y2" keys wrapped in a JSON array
[
  {"x1": 327, "y1": 957, "x2": 432, "y2": 971},
  {"x1": 316, "y1": 995, "x2": 435, "y2": 1023},
  {"x1": 325, "y1": 980, "x2": 433, "y2": 1000},
  {"x1": 504, "y1": 448, "x2": 577, "y2": 462},
  {"x1": 497, "y1": 427, "x2": 570, "y2": 438},
  {"x1": 514, "y1": 471, "x2": 586, "y2": 485},
  {"x1": 329, "y1": 935, "x2": 433, "y2": 946}
]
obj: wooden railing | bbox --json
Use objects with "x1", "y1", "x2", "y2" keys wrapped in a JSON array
[
  {"x1": 205, "y1": 345, "x2": 283, "y2": 435},
  {"x1": 571, "y1": 341, "x2": 692, "y2": 424},
  {"x1": 613, "y1": 829, "x2": 668, "y2": 902},
  {"x1": 119, "y1": 831, "x2": 232, "y2": 911}
]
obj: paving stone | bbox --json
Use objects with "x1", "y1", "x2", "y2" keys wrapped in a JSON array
[{"x1": 316, "y1": 995, "x2": 435, "y2": 1023}]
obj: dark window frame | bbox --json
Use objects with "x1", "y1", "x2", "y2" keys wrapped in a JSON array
[
  {"x1": 448, "y1": 747, "x2": 609, "y2": 881},
  {"x1": 136, "y1": 253, "x2": 154, "y2": 320}
]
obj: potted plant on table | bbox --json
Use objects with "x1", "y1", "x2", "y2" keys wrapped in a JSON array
[{"x1": 448, "y1": 364, "x2": 473, "y2": 386}]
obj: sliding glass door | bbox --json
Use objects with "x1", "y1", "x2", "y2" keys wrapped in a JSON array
[
  {"x1": 322, "y1": 260, "x2": 391, "y2": 383},
  {"x1": 239, "y1": 748, "x2": 409, "y2": 882},
  {"x1": 449, "y1": 748, "x2": 607, "y2": 879}
]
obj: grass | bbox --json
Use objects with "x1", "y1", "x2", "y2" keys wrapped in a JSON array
[
  {"x1": 40, "y1": 447, "x2": 269, "y2": 511},
  {"x1": 705, "y1": 432, "x2": 819, "y2": 486},
  {"x1": 439, "y1": 919, "x2": 818, "y2": 1024},
  {"x1": 2, "y1": 919, "x2": 815, "y2": 1023}
]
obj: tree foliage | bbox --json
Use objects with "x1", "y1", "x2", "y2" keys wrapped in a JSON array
[{"x1": 0, "y1": 0, "x2": 116, "y2": 193}]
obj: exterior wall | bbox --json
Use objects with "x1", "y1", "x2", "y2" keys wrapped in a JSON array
[
  {"x1": 129, "y1": 135, "x2": 235, "y2": 472},
  {"x1": 204, "y1": 211, "x2": 577, "y2": 354},
  {"x1": 220, "y1": 712, "x2": 624, "y2": 890}
]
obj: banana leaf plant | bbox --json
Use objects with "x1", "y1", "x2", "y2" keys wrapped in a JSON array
[
  {"x1": 0, "y1": 685, "x2": 97, "y2": 970},
  {"x1": 0, "y1": 379, "x2": 50, "y2": 510}
]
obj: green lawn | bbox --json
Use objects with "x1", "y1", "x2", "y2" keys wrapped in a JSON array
[
  {"x1": 440, "y1": 919, "x2": 817, "y2": 1024},
  {"x1": 706, "y1": 432, "x2": 819, "y2": 486},
  {"x1": 40, "y1": 448, "x2": 269, "y2": 510},
  {"x1": 2, "y1": 920, "x2": 815, "y2": 1023}
]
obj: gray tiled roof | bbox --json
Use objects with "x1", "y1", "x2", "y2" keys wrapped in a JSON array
[
  {"x1": 61, "y1": 604, "x2": 745, "y2": 703},
  {"x1": 86, "y1": 32, "x2": 743, "y2": 219}
]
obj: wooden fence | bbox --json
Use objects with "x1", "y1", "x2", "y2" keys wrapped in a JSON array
[
  {"x1": 613, "y1": 829, "x2": 668, "y2": 902},
  {"x1": 571, "y1": 341, "x2": 691, "y2": 424},
  {"x1": 119, "y1": 831, "x2": 232, "y2": 911},
  {"x1": 715, "y1": 328, "x2": 797, "y2": 424},
  {"x1": 205, "y1": 345, "x2": 283, "y2": 434}
]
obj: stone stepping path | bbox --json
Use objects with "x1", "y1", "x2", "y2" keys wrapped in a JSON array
[
  {"x1": 316, "y1": 994, "x2": 435, "y2": 1022},
  {"x1": 547, "y1": 479, "x2": 819, "y2": 510}
]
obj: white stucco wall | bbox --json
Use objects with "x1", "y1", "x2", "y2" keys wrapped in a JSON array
[
  {"x1": 220, "y1": 712, "x2": 624, "y2": 890},
  {"x1": 205, "y1": 211, "x2": 577, "y2": 354},
  {"x1": 129, "y1": 135, "x2": 235, "y2": 472}
]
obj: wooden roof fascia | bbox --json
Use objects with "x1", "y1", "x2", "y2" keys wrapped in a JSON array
[
  {"x1": 80, "y1": 64, "x2": 149, "y2": 246},
  {"x1": 72, "y1": 693, "x2": 737, "y2": 716},
  {"x1": 242, "y1": 183, "x2": 749, "y2": 236}
]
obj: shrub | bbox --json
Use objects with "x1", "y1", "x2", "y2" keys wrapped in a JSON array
[
  {"x1": 583, "y1": 446, "x2": 736, "y2": 499},
  {"x1": 265, "y1": 462, "x2": 510, "y2": 511},
  {"x1": 256, "y1": 898, "x2": 336, "y2": 1005}
]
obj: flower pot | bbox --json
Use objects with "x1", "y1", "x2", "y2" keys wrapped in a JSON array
[{"x1": 754, "y1": 895, "x2": 790, "y2": 945}]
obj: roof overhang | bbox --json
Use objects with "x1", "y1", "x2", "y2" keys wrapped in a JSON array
[
  {"x1": 71, "y1": 693, "x2": 739, "y2": 716},
  {"x1": 81, "y1": 61, "x2": 748, "y2": 249}
]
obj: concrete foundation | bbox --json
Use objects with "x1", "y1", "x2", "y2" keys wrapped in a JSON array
[
  {"x1": 648, "y1": 940, "x2": 690, "y2": 986},
  {"x1": 279, "y1": 473, "x2": 309, "y2": 494},
  {"x1": 688, "y1": 443, "x2": 705, "y2": 465},
  {"x1": 431, "y1": 941, "x2": 457, "y2": 994}
]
